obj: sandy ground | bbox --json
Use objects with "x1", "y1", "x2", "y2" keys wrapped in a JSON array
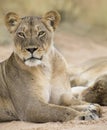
[{"x1": 0, "y1": 32, "x2": 107, "y2": 130}]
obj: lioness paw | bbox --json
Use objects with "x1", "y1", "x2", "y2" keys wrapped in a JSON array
[
  {"x1": 76, "y1": 104, "x2": 102, "y2": 120},
  {"x1": 78, "y1": 111, "x2": 99, "y2": 120}
]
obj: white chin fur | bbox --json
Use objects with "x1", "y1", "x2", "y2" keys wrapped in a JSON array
[{"x1": 25, "y1": 60, "x2": 42, "y2": 67}]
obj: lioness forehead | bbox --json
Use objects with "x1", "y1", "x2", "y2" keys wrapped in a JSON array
[
  {"x1": 21, "y1": 16, "x2": 42, "y2": 25},
  {"x1": 17, "y1": 16, "x2": 47, "y2": 33}
]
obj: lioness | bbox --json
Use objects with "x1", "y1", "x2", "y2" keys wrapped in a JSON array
[
  {"x1": 70, "y1": 57, "x2": 107, "y2": 106},
  {"x1": 0, "y1": 11, "x2": 101, "y2": 122}
]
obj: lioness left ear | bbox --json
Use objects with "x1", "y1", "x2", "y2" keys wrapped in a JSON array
[
  {"x1": 5, "y1": 12, "x2": 20, "y2": 33},
  {"x1": 43, "y1": 10, "x2": 61, "y2": 30}
]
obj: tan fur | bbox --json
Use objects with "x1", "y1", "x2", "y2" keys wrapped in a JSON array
[
  {"x1": 0, "y1": 11, "x2": 101, "y2": 122},
  {"x1": 70, "y1": 57, "x2": 107, "y2": 106}
]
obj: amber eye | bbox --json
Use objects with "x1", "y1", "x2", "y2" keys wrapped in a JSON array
[
  {"x1": 17, "y1": 32, "x2": 25, "y2": 38},
  {"x1": 38, "y1": 31, "x2": 46, "y2": 37}
]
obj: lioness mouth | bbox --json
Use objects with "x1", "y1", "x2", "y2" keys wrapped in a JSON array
[{"x1": 24, "y1": 56, "x2": 43, "y2": 62}]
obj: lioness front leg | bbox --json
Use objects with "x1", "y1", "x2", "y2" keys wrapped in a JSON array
[
  {"x1": 24, "y1": 100, "x2": 80, "y2": 123},
  {"x1": 0, "y1": 98, "x2": 18, "y2": 122},
  {"x1": 59, "y1": 93, "x2": 102, "y2": 120}
]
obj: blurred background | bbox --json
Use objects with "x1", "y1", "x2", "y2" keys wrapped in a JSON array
[{"x1": 0, "y1": 0, "x2": 107, "y2": 65}]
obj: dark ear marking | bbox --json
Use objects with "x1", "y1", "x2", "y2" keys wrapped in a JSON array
[
  {"x1": 50, "y1": 20, "x2": 54, "y2": 27},
  {"x1": 9, "y1": 19, "x2": 17, "y2": 26}
]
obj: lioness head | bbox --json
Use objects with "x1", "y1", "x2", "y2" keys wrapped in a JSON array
[{"x1": 5, "y1": 11, "x2": 61, "y2": 66}]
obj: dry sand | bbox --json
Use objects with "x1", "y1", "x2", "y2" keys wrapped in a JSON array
[{"x1": 0, "y1": 32, "x2": 107, "y2": 130}]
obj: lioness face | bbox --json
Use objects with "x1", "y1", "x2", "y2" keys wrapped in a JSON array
[{"x1": 5, "y1": 11, "x2": 60, "y2": 66}]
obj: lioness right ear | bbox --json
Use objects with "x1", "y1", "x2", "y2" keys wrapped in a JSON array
[{"x1": 5, "y1": 12, "x2": 20, "y2": 33}]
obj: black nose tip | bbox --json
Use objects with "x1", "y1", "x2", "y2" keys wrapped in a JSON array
[{"x1": 26, "y1": 48, "x2": 38, "y2": 54}]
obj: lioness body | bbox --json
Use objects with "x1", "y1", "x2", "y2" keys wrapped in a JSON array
[{"x1": 0, "y1": 11, "x2": 101, "y2": 122}]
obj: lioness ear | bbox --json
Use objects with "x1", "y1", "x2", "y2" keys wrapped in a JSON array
[
  {"x1": 43, "y1": 10, "x2": 61, "y2": 30},
  {"x1": 5, "y1": 12, "x2": 20, "y2": 33}
]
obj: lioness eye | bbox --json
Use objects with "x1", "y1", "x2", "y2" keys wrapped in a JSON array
[
  {"x1": 17, "y1": 32, "x2": 25, "y2": 38},
  {"x1": 38, "y1": 31, "x2": 45, "y2": 37}
]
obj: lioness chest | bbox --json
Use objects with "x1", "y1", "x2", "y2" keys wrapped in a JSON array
[{"x1": 2, "y1": 55, "x2": 63, "y2": 106}]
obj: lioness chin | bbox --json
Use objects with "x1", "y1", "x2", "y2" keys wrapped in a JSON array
[{"x1": 0, "y1": 10, "x2": 101, "y2": 122}]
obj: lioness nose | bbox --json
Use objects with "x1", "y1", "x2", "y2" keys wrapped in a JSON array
[{"x1": 26, "y1": 48, "x2": 38, "y2": 54}]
